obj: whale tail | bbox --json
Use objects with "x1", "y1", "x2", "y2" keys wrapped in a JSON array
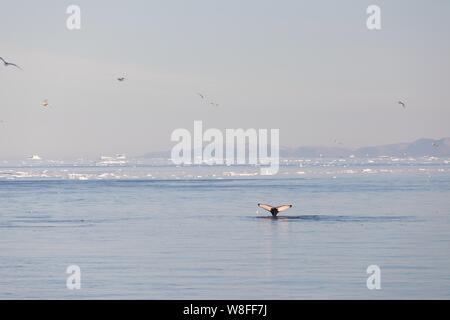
[{"x1": 258, "y1": 203, "x2": 293, "y2": 216}]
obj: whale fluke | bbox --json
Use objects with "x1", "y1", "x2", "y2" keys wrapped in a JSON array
[{"x1": 258, "y1": 203, "x2": 293, "y2": 217}]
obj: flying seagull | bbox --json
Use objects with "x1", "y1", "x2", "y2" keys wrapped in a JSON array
[
  {"x1": 258, "y1": 203, "x2": 293, "y2": 217},
  {"x1": 197, "y1": 92, "x2": 220, "y2": 107},
  {"x1": 0, "y1": 57, "x2": 22, "y2": 70},
  {"x1": 42, "y1": 99, "x2": 49, "y2": 108},
  {"x1": 432, "y1": 142, "x2": 439, "y2": 147},
  {"x1": 397, "y1": 101, "x2": 406, "y2": 109},
  {"x1": 117, "y1": 77, "x2": 125, "y2": 82}
]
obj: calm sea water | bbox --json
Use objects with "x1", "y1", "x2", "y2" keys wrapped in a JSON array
[{"x1": 1, "y1": 158, "x2": 450, "y2": 299}]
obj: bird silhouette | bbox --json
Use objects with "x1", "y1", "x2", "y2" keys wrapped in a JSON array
[
  {"x1": 397, "y1": 101, "x2": 406, "y2": 109},
  {"x1": 117, "y1": 77, "x2": 125, "y2": 82},
  {"x1": 0, "y1": 57, "x2": 22, "y2": 70}
]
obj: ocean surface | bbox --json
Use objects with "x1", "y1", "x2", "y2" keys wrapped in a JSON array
[{"x1": 1, "y1": 157, "x2": 450, "y2": 299}]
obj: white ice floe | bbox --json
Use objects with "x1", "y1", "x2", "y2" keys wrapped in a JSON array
[
  {"x1": 223, "y1": 171, "x2": 258, "y2": 177},
  {"x1": 96, "y1": 154, "x2": 128, "y2": 166}
]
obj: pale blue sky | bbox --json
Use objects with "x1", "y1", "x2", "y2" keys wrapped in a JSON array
[{"x1": 1, "y1": 0, "x2": 449, "y2": 159}]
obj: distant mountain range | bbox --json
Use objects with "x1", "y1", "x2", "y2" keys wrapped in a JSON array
[
  {"x1": 281, "y1": 138, "x2": 450, "y2": 158},
  {"x1": 140, "y1": 138, "x2": 450, "y2": 159}
]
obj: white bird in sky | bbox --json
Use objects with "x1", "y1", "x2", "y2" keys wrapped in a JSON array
[{"x1": 42, "y1": 99, "x2": 49, "y2": 108}]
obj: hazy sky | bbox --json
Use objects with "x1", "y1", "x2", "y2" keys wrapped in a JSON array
[{"x1": 1, "y1": 0, "x2": 449, "y2": 159}]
